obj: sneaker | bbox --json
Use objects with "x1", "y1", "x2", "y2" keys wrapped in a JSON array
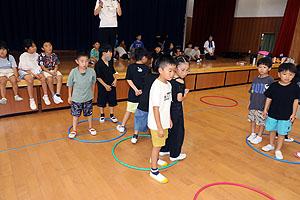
[
  {"x1": 43, "y1": 95, "x2": 51, "y2": 105},
  {"x1": 55, "y1": 94, "x2": 63, "y2": 103},
  {"x1": 149, "y1": 171, "x2": 168, "y2": 184},
  {"x1": 262, "y1": 144, "x2": 275, "y2": 152},
  {"x1": 131, "y1": 134, "x2": 138, "y2": 144},
  {"x1": 275, "y1": 150, "x2": 283, "y2": 159},
  {"x1": 294, "y1": 152, "x2": 300, "y2": 158},
  {"x1": 29, "y1": 99, "x2": 37, "y2": 110},
  {"x1": 149, "y1": 158, "x2": 168, "y2": 167},
  {"x1": 247, "y1": 133, "x2": 256, "y2": 141},
  {"x1": 14, "y1": 95, "x2": 23, "y2": 101},
  {"x1": 110, "y1": 116, "x2": 118, "y2": 123},
  {"x1": 197, "y1": 59, "x2": 201, "y2": 63},
  {"x1": 52, "y1": 94, "x2": 60, "y2": 104},
  {"x1": 285, "y1": 137, "x2": 294, "y2": 142},
  {"x1": 69, "y1": 131, "x2": 77, "y2": 138},
  {"x1": 0, "y1": 98, "x2": 7, "y2": 104},
  {"x1": 159, "y1": 152, "x2": 170, "y2": 156},
  {"x1": 89, "y1": 128, "x2": 97, "y2": 136},
  {"x1": 116, "y1": 125, "x2": 125, "y2": 133},
  {"x1": 250, "y1": 136, "x2": 262, "y2": 144},
  {"x1": 170, "y1": 153, "x2": 187, "y2": 161},
  {"x1": 99, "y1": 116, "x2": 105, "y2": 123}
]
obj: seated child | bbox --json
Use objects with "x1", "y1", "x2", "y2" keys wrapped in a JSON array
[
  {"x1": 189, "y1": 44, "x2": 201, "y2": 63},
  {"x1": 164, "y1": 42, "x2": 175, "y2": 57},
  {"x1": 90, "y1": 41, "x2": 100, "y2": 64},
  {"x1": 174, "y1": 45, "x2": 183, "y2": 57},
  {"x1": 204, "y1": 35, "x2": 216, "y2": 60},
  {"x1": 116, "y1": 40, "x2": 129, "y2": 60},
  {"x1": 184, "y1": 41, "x2": 193, "y2": 58}
]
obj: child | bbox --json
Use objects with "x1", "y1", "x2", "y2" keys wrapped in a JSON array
[
  {"x1": 0, "y1": 41, "x2": 23, "y2": 104},
  {"x1": 174, "y1": 45, "x2": 183, "y2": 57},
  {"x1": 116, "y1": 47, "x2": 149, "y2": 133},
  {"x1": 18, "y1": 39, "x2": 50, "y2": 110},
  {"x1": 160, "y1": 55, "x2": 190, "y2": 161},
  {"x1": 38, "y1": 41, "x2": 63, "y2": 104},
  {"x1": 247, "y1": 58, "x2": 274, "y2": 144},
  {"x1": 184, "y1": 42, "x2": 193, "y2": 57},
  {"x1": 94, "y1": 44, "x2": 118, "y2": 123},
  {"x1": 262, "y1": 63, "x2": 299, "y2": 159},
  {"x1": 90, "y1": 41, "x2": 100, "y2": 64},
  {"x1": 148, "y1": 54, "x2": 176, "y2": 183},
  {"x1": 131, "y1": 34, "x2": 144, "y2": 52},
  {"x1": 151, "y1": 44, "x2": 163, "y2": 69},
  {"x1": 204, "y1": 35, "x2": 216, "y2": 60},
  {"x1": 189, "y1": 44, "x2": 201, "y2": 63},
  {"x1": 164, "y1": 42, "x2": 175, "y2": 57},
  {"x1": 116, "y1": 40, "x2": 129, "y2": 60},
  {"x1": 67, "y1": 50, "x2": 97, "y2": 138}
]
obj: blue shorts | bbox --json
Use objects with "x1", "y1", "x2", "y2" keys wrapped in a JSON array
[
  {"x1": 134, "y1": 109, "x2": 148, "y2": 133},
  {"x1": 265, "y1": 116, "x2": 292, "y2": 136}
]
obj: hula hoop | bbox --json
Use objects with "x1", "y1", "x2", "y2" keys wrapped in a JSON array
[
  {"x1": 193, "y1": 182, "x2": 275, "y2": 200},
  {"x1": 112, "y1": 135, "x2": 178, "y2": 170},
  {"x1": 246, "y1": 133, "x2": 300, "y2": 164},
  {"x1": 200, "y1": 96, "x2": 238, "y2": 107},
  {"x1": 67, "y1": 119, "x2": 126, "y2": 143}
]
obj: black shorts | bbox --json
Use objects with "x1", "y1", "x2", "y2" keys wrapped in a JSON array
[
  {"x1": 98, "y1": 27, "x2": 117, "y2": 48},
  {"x1": 97, "y1": 84, "x2": 117, "y2": 107},
  {"x1": 71, "y1": 100, "x2": 93, "y2": 117}
]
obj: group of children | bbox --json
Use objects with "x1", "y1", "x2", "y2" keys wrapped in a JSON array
[
  {"x1": 0, "y1": 40, "x2": 63, "y2": 109},
  {"x1": 248, "y1": 57, "x2": 300, "y2": 159}
]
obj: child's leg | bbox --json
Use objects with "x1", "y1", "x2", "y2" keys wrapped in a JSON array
[
  {"x1": 46, "y1": 76, "x2": 56, "y2": 96},
  {"x1": 269, "y1": 131, "x2": 276, "y2": 146},
  {"x1": 257, "y1": 125, "x2": 264, "y2": 137},
  {"x1": 8, "y1": 75, "x2": 19, "y2": 96},
  {"x1": 121, "y1": 111, "x2": 131, "y2": 126},
  {"x1": 0, "y1": 76, "x2": 7, "y2": 98},
  {"x1": 56, "y1": 75, "x2": 63, "y2": 94},
  {"x1": 39, "y1": 74, "x2": 48, "y2": 95},
  {"x1": 100, "y1": 107, "x2": 105, "y2": 114},
  {"x1": 87, "y1": 115, "x2": 93, "y2": 129},
  {"x1": 250, "y1": 121, "x2": 256, "y2": 133},
  {"x1": 109, "y1": 106, "x2": 114, "y2": 115},
  {"x1": 276, "y1": 135, "x2": 285, "y2": 151},
  {"x1": 151, "y1": 147, "x2": 161, "y2": 169},
  {"x1": 72, "y1": 116, "x2": 79, "y2": 131},
  {"x1": 24, "y1": 75, "x2": 34, "y2": 99}
]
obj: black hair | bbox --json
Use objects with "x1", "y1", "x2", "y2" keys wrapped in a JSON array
[
  {"x1": 257, "y1": 57, "x2": 272, "y2": 68},
  {"x1": 0, "y1": 40, "x2": 10, "y2": 61},
  {"x1": 156, "y1": 54, "x2": 176, "y2": 70},
  {"x1": 175, "y1": 45, "x2": 182, "y2": 51},
  {"x1": 23, "y1": 39, "x2": 35, "y2": 50},
  {"x1": 136, "y1": 34, "x2": 142, "y2": 38},
  {"x1": 154, "y1": 43, "x2": 162, "y2": 50},
  {"x1": 194, "y1": 43, "x2": 200, "y2": 48},
  {"x1": 99, "y1": 43, "x2": 112, "y2": 57},
  {"x1": 186, "y1": 41, "x2": 193, "y2": 47},
  {"x1": 208, "y1": 35, "x2": 213, "y2": 39},
  {"x1": 42, "y1": 40, "x2": 52, "y2": 46},
  {"x1": 134, "y1": 47, "x2": 148, "y2": 61},
  {"x1": 75, "y1": 50, "x2": 89, "y2": 59},
  {"x1": 175, "y1": 55, "x2": 189, "y2": 67},
  {"x1": 278, "y1": 63, "x2": 297, "y2": 73}
]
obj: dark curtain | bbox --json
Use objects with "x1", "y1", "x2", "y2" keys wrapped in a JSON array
[
  {"x1": 0, "y1": 0, "x2": 186, "y2": 51},
  {"x1": 190, "y1": 0, "x2": 236, "y2": 54},
  {"x1": 273, "y1": 0, "x2": 300, "y2": 57}
]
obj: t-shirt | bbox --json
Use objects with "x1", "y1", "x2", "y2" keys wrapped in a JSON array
[
  {"x1": 264, "y1": 82, "x2": 300, "y2": 120},
  {"x1": 190, "y1": 49, "x2": 201, "y2": 57},
  {"x1": 151, "y1": 52, "x2": 162, "y2": 68},
  {"x1": 0, "y1": 55, "x2": 17, "y2": 70},
  {"x1": 148, "y1": 79, "x2": 172, "y2": 130},
  {"x1": 184, "y1": 48, "x2": 193, "y2": 56},
  {"x1": 137, "y1": 73, "x2": 159, "y2": 112},
  {"x1": 204, "y1": 40, "x2": 215, "y2": 54},
  {"x1": 90, "y1": 48, "x2": 100, "y2": 60},
  {"x1": 18, "y1": 52, "x2": 41, "y2": 74},
  {"x1": 170, "y1": 78, "x2": 186, "y2": 105},
  {"x1": 249, "y1": 76, "x2": 274, "y2": 111},
  {"x1": 38, "y1": 53, "x2": 60, "y2": 70},
  {"x1": 132, "y1": 41, "x2": 144, "y2": 49},
  {"x1": 116, "y1": 46, "x2": 126, "y2": 56},
  {"x1": 125, "y1": 63, "x2": 149, "y2": 103},
  {"x1": 94, "y1": 58, "x2": 116, "y2": 85},
  {"x1": 67, "y1": 67, "x2": 96, "y2": 103},
  {"x1": 94, "y1": 0, "x2": 118, "y2": 28}
]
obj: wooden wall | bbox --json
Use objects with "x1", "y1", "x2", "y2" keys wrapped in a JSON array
[
  {"x1": 185, "y1": 17, "x2": 193, "y2": 44},
  {"x1": 229, "y1": 17, "x2": 283, "y2": 54},
  {"x1": 289, "y1": 8, "x2": 300, "y2": 64}
]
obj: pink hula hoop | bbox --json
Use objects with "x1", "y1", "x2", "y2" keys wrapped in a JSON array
[
  {"x1": 193, "y1": 182, "x2": 275, "y2": 200},
  {"x1": 200, "y1": 96, "x2": 238, "y2": 107}
]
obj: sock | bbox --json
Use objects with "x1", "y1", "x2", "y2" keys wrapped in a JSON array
[
  {"x1": 56, "y1": 93, "x2": 61, "y2": 97},
  {"x1": 110, "y1": 113, "x2": 114, "y2": 118},
  {"x1": 101, "y1": 113, "x2": 105, "y2": 117},
  {"x1": 151, "y1": 168, "x2": 159, "y2": 175},
  {"x1": 133, "y1": 134, "x2": 138, "y2": 139},
  {"x1": 285, "y1": 135, "x2": 289, "y2": 139}
]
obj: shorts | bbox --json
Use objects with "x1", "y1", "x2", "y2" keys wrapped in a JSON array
[
  {"x1": 43, "y1": 70, "x2": 62, "y2": 78},
  {"x1": 0, "y1": 68, "x2": 15, "y2": 79},
  {"x1": 265, "y1": 116, "x2": 292, "y2": 136},
  {"x1": 134, "y1": 109, "x2": 148, "y2": 132},
  {"x1": 97, "y1": 84, "x2": 117, "y2": 107},
  {"x1": 295, "y1": 106, "x2": 300, "y2": 119},
  {"x1": 71, "y1": 100, "x2": 93, "y2": 117},
  {"x1": 150, "y1": 129, "x2": 168, "y2": 147},
  {"x1": 19, "y1": 70, "x2": 42, "y2": 79},
  {"x1": 248, "y1": 110, "x2": 266, "y2": 126},
  {"x1": 127, "y1": 101, "x2": 138, "y2": 113}
]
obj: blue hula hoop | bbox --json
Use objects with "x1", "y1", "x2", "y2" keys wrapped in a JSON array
[
  {"x1": 246, "y1": 133, "x2": 300, "y2": 164},
  {"x1": 67, "y1": 119, "x2": 126, "y2": 143},
  {"x1": 112, "y1": 135, "x2": 178, "y2": 170}
]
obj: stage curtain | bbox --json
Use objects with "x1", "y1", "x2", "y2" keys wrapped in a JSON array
[
  {"x1": 190, "y1": 0, "x2": 236, "y2": 54},
  {"x1": 273, "y1": 0, "x2": 300, "y2": 57}
]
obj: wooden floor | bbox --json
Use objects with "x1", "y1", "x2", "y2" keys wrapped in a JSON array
[{"x1": 1, "y1": 84, "x2": 300, "y2": 200}]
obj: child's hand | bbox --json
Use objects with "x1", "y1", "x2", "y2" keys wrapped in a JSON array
[
  {"x1": 52, "y1": 71, "x2": 57, "y2": 76},
  {"x1": 105, "y1": 85, "x2": 112, "y2": 91},
  {"x1": 135, "y1": 90, "x2": 142, "y2": 96},
  {"x1": 170, "y1": 119, "x2": 173, "y2": 129},
  {"x1": 184, "y1": 89, "x2": 189, "y2": 96},
  {"x1": 68, "y1": 97, "x2": 72, "y2": 104},
  {"x1": 99, "y1": 1, "x2": 103, "y2": 7},
  {"x1": 34, "y1": 74, "x2": 41, "y2": 79},
  {"x1": 262, "y1": 111, "x2": 267, "y2": 119},
  {"x1": 112, "y1": 79, "x2": 117, "y2": 87},
  {"x1": 290, "y1": 114, "x2": 296, "y2": 123},
  {"x1": 16, "y1": 77, "x2": 21, "y2": 82},
  {"x1": 158, "y1": 128, "x2": 164, "y2": 138}
]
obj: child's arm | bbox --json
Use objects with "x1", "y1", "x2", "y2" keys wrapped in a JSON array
[
  {"x1": 116, "y1": 1, "x2": 122, "y2": 16},
  {"x1": 53, "y1": 65, "x2": 59, "y2": 76},
  {"x1": 290, "y1": 99, "x2": 299, "y2": 122},
  {"x1": 177, "y1": 89, "x2": 189, "y2": 102},
  {"x1": 112, "y1": 74, "x2": 117, "y2": 87},
  {"x1": 92, "y1": 83, "x2": 95, "y2": 94},
  {"x1": 153, "y1": 106, "x2": 164, "y2": 137},
  {"x1": 97, "y1": 77, "x2": 112, "y2": 91},
  {"x1": 262, "y1": 97, "x2": 272, "y2": 118},
  {"x1": 94, "y1": 1, "x2": 103, "y2": 16},
  {"x1": 68, "y1": 86, "x2": 73, "y2": 104},
  {"x1": 12, "y1": 67, "x2": 20, "y2": 82},
  {"x1": 23, "y1": 70, "x2": 41, "y2": 79},
  {"x1": 127, "y1": 80, "x2": 142, "y2": 96},
  {"x1": 40, "y1": 65, "x2": 54, "y2": 76}
]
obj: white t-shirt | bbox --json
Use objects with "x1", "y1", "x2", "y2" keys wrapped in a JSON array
[
  {"x1": 204, "y1": 40, "x2": 215, "y2": 54},
  {"x1": 94, "y1": 0, "x2": 118, "y2": 28},
  {"x1": 190, "y1": 49, "x2": 201, "y2": 57},
  {"x1": 148, "y1": 79, "x2": 172, "y2": 130},
  {"x1": 116, "y1": 46, "x2": 126, "y2": 56},
  {"x1": 18, "y1": 52, "x2": 41, "y2": 74}
]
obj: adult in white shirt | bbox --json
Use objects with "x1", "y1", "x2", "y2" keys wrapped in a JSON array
[
  {"x1": 203, "y1": 35, "x2": 216, "y2": 60},
  {"x1": 94, "y1": 0, "x2": 122, "y2": 50}
]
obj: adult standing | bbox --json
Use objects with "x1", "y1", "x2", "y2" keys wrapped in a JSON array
[
  {"x1": 94, "y1": 0, "x2": 122, "y2": 50},
  {"x1": 203, "y1": 35, "x2": 216, "y2": 60}
]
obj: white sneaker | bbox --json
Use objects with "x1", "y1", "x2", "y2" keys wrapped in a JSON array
[
  {"x1": 170, "y1": 153, "x2": 186, "y2": 161},
  {"x1": 43, "y1": 95, "x2": 51, "y2": 105},
  {"x1": 250, "y1": 136, "x2": 262, "y2": 144},
  {"x1": 247, "y1": 133, "x2": 256, "y2": 141},
  {"x1": 0, "y1": 98, "x2": 7, "y2": 104},
  {"x1": 149, "y1": 158, "x2": 168, "y2": 167},
  {"x1": 14, "y1": 95, "x2": 23, "y2": 101},
  {"x1": 89, "y1": 128, "x2": 97, "y2": 136},
  {"x1": 159, "y1": 152, "x2": 170, "y2": 156},
  {"x1": 197, "y1": 59, "x2": 201, "y2": 63},
  {"x1": 29, "y1": 99, "x2": 37, "y2": 110},
  {"x1": 149, "y1": 171, "x2": 168, "y2": 183},
  {"x1": 131, "y1": 137, "x2": 138, "y2": 144},
  {"x1": 110, "y1": 116, "x2": 118, "y2": 123},
  {"x1": 262, "y1": 144, "x2": 275, "y2": 152},
  {"x1": 116, "y1": 125, "x2": 125, "y2": 133},
  {"x1": 55, "y1": 94, "x2": 63, "y2": 103},
  {"x1": 52, "y1": 94, "x2": 60, "y2": 104},
  {"x1": 99, "y1": 116, "x2": 105, "y2": 123},
  {"x1": 275, "y1": 150, "x2": 283, "y2": 159},
  {"x1": 285, "y1": 137, "x2": 294, "y2": 142}
]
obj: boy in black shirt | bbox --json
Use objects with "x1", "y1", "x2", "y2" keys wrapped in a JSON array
[
  {"x1": 94, "y1": 44, "x2": 118, "y2": 123},
  {"x1": 262, "y1": 63, "x2": 300, "y2": 159},
  {"x1": 116, "y1": 47, "x2": 149, "y2": 134}
]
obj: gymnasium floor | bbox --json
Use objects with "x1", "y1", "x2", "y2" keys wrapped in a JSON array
[{"x1": 1, "y1": 84, "x2": 300, "y2": 200}]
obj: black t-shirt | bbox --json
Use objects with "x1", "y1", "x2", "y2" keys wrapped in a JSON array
[
  {"x1": 264, "y1": 82, "x2": 300, "y2": 120},
  {"x1": 125, "y1": 63, "x2": 149, "y2": 102},
  {"x1": 170, "y1": 78, "x2": 185, "y2": 104},
  {"x1": 94, "y1": 59, "x2": 116, "y2": 85},
  {"x1": 137, "y1": 73, "x2": 159, "y2": 112}
]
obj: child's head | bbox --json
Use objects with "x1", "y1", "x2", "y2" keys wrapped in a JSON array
[
  {"x1": 75, "y1": 50, "x2": 89, "y2": 69},
  {"x1": 120, "y1": 40, "x2": 125, "y2": 45},
  {"x1": 186, "y1": 41, "x2": 193, "y2": 48},
  {"x1": 156, "y1": 54, "x2": 176, "y2": 81},
  {"x1": 154, "y1": 44, "x2": 161, "y2": 53},
  {"x1": 41, "y1": 41, "x2": 53, "y2": 54},
  {"x1": 169, "y1": 43, "x2": 174, "y2": 49},
  {"x1": 257, "y1": 57, "x2": 272, "y2": 76},
  {"x1": 208, "y1": 35, "x2": 213, "y2": 41},
  {"x1": 23, "y1": 39, "x2": 37, "y2": 54},
  {"x1": 93, "y1": 41, "x2": 100, "y2": 50},
  {"x1": 136, "y1": 34, "x2": 142, "y2": 41},
  {"x1": 175, "y1": 45, "x2": 182, "y2": 52},
  {"x1": 278, "y1": 63, "x2": 297, "y2": 84},
  {"x1": 135, "y1": 47, "x2": 148, "y2": 63},
  {"x1": 175, "y1": 55, "x2": 190, "y2": 79},
  {"x1": 99, "y1": 44, "x2": 112, "y2": 61},
  {"x1": 0, "y1": 40, "x2": 9, "y2": 59},
  {"x1": 194, "y1": 43, "x2": 200, "y2": 51}
]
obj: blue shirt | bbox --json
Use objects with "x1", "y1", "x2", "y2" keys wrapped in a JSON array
[
  {"x1": 132, "y1": 41, "x2": 144, "y2": 49},
  {"x1": 0, "y1": 55, "x2": 17, "y2": 70}
]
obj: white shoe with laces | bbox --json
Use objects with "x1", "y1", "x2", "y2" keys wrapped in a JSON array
[
  {"x1": 14, "y1": 95, "x2": 23, "y2": 101},
  {"x1": 275, "y1": 150, "x2": 283, "y2": 159},
  {"x1": 170, "y1": 153, "x2": 187, "y2": 161},
  {"x1": 116, "y1": 125, "x2": 125, "y2": 133},
  {"x1": 247, "y1": 133, "x2": 256, "y2": 141},
  {"x1": 250, "y1": 136, "x2": 262, "y2": 144},
  {"x1": 262, "y1": 144, "x2": 274, "y2": 152},
  {"x1": 43, "y1": 95, "x2": 51, "y2": 105},
  {"x1": 150, "y1": 171, "x2": 168, "y2": 183},
  {"x1": 29, "y1": 99, "x2": 37, "y2": 110}
]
